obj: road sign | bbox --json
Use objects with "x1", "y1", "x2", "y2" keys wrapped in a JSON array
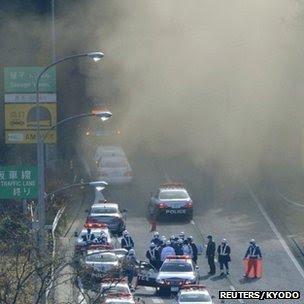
[
  {"x1": 5, "y1": 130, "x2": 57, "y2": 144},
  {"x1": 4, "y1": 67, "x2": 56, "y2": 93},
  {"x1": 5, "y1": 103, "x2": 57, "y2": 130},
  {"x1": 0, "y1": 166, "x2": 37, "y2": 199}
]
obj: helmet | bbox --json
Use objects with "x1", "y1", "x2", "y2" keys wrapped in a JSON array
[
  {"x1": 161, "y1": 235, "x2": 167, "y2": 242},
  {"x1": 250, "y1": 239, "x2": 256, "y2": 245},
  {"x1": 150, "y1": 242, "x2": 156, "y2": 248},
  {"x1": 154, "y1": 231, "x2": 159, "y2": 238},
  {"x1": 187, "y1": 236, "x2": 193, "y2": 241},
  {"x1": 179, "y1": 232, "x2": 185, "y2": 239},
  {"x1": 221, "y1": 238, "x2": 227, "y2": 244},
  {"x1": 122, "y1": 230, "x2": 129, "y2": 237},
  {"x1": 129, "y1": 249, "x2": 135, "y2": 255},
  {"x1": 178, "y1": 238, "x2": 184, "y2": 244},
  {"x1": 207, "y1": 235, "x2": 212, "y2": 239},
  {"x1": 166, "y1": 240, "x2": 171, "y2": 246},
  {"x1": 170, "y1": 235, "x2": 175, "y2": 241}
]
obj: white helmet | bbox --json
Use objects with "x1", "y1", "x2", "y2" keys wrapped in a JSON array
[
  {"x1": 166, "y1": 240, "x2": 171, "y2": 246},
  {"x1": 129, "y1": 249, "x2": 135, "y2": 255},
  {"x1": 250, "y1": 239, "x2": 256, "y2": 245},
  {"x1": 150, "y1": 242, "x2": 156, "y2": 248},
  {"x1": 122, "y1": 230, "x2": 129, "y2": 237},
  {"x1": 221, "y1": 238, "x2": 227, "y2": 244},
  {"x1": 170, "y1": 235, "x2": 175, "y2": 241},
  {"x1": 179, "y1": 232, "x2": 185, "y2": 239},
  {"x1": 154, "y1": 231, "x2": 160, "y2": 238},
  {"x1": 161, "y1": 235, "x2": 167, "y2": 242}
]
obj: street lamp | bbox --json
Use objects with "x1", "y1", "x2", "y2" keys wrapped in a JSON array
[{"x1": 35, "y1": 51, "x2": 104, "y2": 304}]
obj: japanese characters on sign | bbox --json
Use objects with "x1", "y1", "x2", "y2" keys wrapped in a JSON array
[{"x1": 0, "y1": 166, "x2": 38, "y2": 199}]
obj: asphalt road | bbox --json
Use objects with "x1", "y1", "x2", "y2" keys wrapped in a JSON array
[{"x1": 70, "y1": 142, "x2": 304, "y2": 304}]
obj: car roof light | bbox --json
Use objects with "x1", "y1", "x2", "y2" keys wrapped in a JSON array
[
  {"x1": 84, "y1": 223, "x2": 108, "y2": 228},
  {"x1": 107, "y1": 292, "x2": 132, "y2": 298},
  {"x1": 160, "y1": 183, "x2": 185, "y2": 189},
  {"x1": 165, "y1": 255, "x2": 190, "y2": 260},
  {"x1": 181, "y1": 284, "x2": 207, "y2": 290},
  {"x1": 87, "y1": 244, "x2": 113, "y2": 250}
]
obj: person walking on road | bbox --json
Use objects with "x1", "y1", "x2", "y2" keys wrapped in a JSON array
[
  {"x1": 121, "y1": 230, "x2": 135, "y2": 251},
  {"x1": 244, "y1": 239, "x2": 262, "y2": 278},
  {"x1": 206, "y1": 235, "x2": 216, "y2": 275},
  {"x1": 146, "y1": 242, "x2": 160, "y2": 270},
  {"x1": 217, "y1": 239, "x2": 231, "y2": 275}
]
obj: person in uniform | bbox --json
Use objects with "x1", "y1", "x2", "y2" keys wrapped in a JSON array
[
  {"x1": 182, "y1": 239, "x2": 193, "y2": 258},
  {"x1": 151, "y1": 231, "x2": 161, "y2": 247},
  {"x1": 81, "y1": 228, "x2": 95, "y2": 245},
  {"x1": 125, "y1": 249, "x2": 138, "y2": 287},
  {"x1": 217, "y1": 239, "x2": 231, "y2": 275},
  {"x1": 206, "y1": 235, "x2": 216, "y2": 275},
  {"x1": 160, "y1": 240, "x2": 176, "y2": 262},
  {"x1": 121, "y1": 230, "x2": 134, "y2": 251},
  {"x1": 94, "y1": 232, "x2": 109, "y2": 245},
  {"x1": 173, "y1": 238, "x2": 184, "y2": 255},
  {"x1": 244, "y1": 239, "x2": 262, "y2": 278},
  {"x1": 188, "y1": 236, "x2": 198, "y2": 264},
  {"x1": 146, "y1": 242, "x2": 160, "y2": 270}
]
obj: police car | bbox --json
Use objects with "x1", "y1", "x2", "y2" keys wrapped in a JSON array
[
  {"x1": 75, "y1": 223, "x2": 113, "y2": 253},
  {"x1": 155, "y1": 256, "x2": 199, "y2": 294},
  {"x1": 82, "y1": 250, "x2": 122, "y2": 279},
  {"x1": 100, "y1": 278, "x2": 132, "y2": 296},
  {"x1": 99, "y1": 292, "x2": 136, "y2": 304},
  {"x1": 176, "y1": 285, "x2": 214, "y2": 303},
  {"x1": 148, "y1": 183, "x2": 193, "y2": 220}
]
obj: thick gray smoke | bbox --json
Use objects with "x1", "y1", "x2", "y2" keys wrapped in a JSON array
[
  {"x1": 2, "y1": 1, "x2": 303, "y2": 183},
  {"x1": 74, "y1": 0, "x2": 303, "y2": 181}
]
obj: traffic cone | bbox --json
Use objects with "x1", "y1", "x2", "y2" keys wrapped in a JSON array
[{"x1": 150, "y1": 215, "x2": 157, "y2": 232}]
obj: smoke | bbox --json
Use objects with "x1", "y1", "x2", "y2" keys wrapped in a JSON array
[
  {"x1": 2, "y1": 1, "x2": 303, "y2": 182},
  {"x1": 68, "y1": 0, "x2": 302, "y2": 181}
]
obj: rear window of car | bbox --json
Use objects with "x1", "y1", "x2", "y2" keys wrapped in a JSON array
[
  {"x1": 86, "y1": 253, "x2": 117, "y2": 263},
  {"x1": 179, "y1": 293, "x2": 211, "y2": 302},
  {"x1": 160, "y1": 262, "x2": 192, "y2": 272},
  {"x1": 91, "y1": 207, "x2": 117, "y2": 214},
  {"x1": 159, "y1": 190, "x2": 189, "y2": 200},
  {"x1": 101, "y1": 159, "x2": 129, "y2": 168}
]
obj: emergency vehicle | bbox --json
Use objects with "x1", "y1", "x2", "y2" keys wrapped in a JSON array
[{"x1": 176, "y1": 285, "x2": 214, "y2": 304}]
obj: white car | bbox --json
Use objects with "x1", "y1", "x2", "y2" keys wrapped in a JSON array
[
  {"x1": 94, "y1": 145, "x2": 126, "y2": 164},
  {"x1": 96, "y1": 156, "x2": 133, "y2": 185},
  {"x1": 75, "y1": 223, "x2": 113, "y2": 252},
  {"x1": 176, "y1": 285, "x2": 214, "y2": 304},
  {"x1": 100, "y1": 279, "x2": 132, "y2": 296}
]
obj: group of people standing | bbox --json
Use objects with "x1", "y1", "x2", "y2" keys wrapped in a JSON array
[
  {"x1": 206, "y1": 235, "x2": 262, "y2": 277},
  {"x1": 146, "y1": 231, "x2": 198, "y2": 270}
]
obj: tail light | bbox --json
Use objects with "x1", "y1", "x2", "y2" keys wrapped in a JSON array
[
  {"x1": 185, "y1": 201, "x2": 193, "y2": 208},
  {"x1": 159, "y1": 203, "x2": 168, "y2": 209},
  {"x1": 98, "y1": 172, "x2": 108, "y2": 177},
  {"x1": 123, "y1": 171, "x2": 132, "y2": 176}
]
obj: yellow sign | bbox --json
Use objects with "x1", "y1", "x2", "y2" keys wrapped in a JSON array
[
  {"x1": 5, "y1": 130, "x2": 57, "y2": 144},
  {"x1": 5, "y1": 103, "x2": 57, "y2": 130}
]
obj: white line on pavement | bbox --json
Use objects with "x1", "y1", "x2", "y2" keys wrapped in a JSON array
[
  {"x1": 229, "y1": 285, "x2": 244, "y2": 304},
  {"x1": 246, "y1": 183, "x2": 304, "y2": 280},
  {"x1": 276, "y1": 189, "x2": 304, "y2": 208},
  {"x1": 151, "y1": 298, "x2": 164, "y2": 303}
]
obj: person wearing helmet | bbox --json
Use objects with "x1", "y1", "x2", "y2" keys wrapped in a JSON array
[
  {"x1": 121, "y1": 230, "x2": 135, "y2": 251},
  {"x1": 160, "y1": 240, "x2": 176, "y2": 262},
  {"x1": 179, "y1": 231, "x2": 185, "y2": 240},
  {"x1": 146, "y1": 242, "x2": 160, "y2": 270},
  {"x1": 125, "y1": 249, "x2": 138, "y2": 286},
  {"x1": 188, "y1": 236, "x2": 198, "y2": 264},
  {"x1": 217, "y1": 238, "x2": 231, "y2": 275},
  {"x1": 244, "y1": 239, "x2": 262, "y2": 278},
  {"x1": 206, "y1": 235, "x2": 216, "y2": 275},
  {"x1": 173, "y1": 238, "x2": 184, "y2": 255},
  {"x1": 94, "y1": 232, "x2": 108, "y2": 245},
  {"x1": 151, "y1": 231, "x2": 161, "y2": 247},
  {"x1": 182, "y1": 239, "x2": 193, "y2": 258},
  {"x1": 81, "y1": 228, "x2": 95, "y2": 245}
]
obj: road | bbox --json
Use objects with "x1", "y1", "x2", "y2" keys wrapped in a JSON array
[{"x1": 68, "y1": 142, "x2": 304, "y2": 304}]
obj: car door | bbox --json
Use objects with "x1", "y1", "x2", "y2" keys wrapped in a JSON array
[{"x1": 136, "y1": 261, "x2": 158, "y2": 287}]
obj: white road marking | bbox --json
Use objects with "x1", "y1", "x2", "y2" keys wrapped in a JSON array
[
  {"x1": 151, "y1": 298, "x2": 164, "y2": 303},
  {"x1": 246, "y1": 183, "x2": 304, "y2": 280},
  {"x1": 229, "y1": 285, "x2": 244, "y2": 304},
  {"x1": 276, "y1": 189, "x2": 304, "y2": 208}
]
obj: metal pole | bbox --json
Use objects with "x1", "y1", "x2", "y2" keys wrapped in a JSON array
[{"x1": 35, "y1": 52, "x2": 104, "y2": 304}]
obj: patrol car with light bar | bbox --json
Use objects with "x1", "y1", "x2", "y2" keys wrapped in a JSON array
[
  {"x1": 99, "y1": 292, "x2": 136, "y2": 304},
  {"x1": 176, "y1": 285, "x2": 214, "y2": 304},
  {"x1": 148, "y1": 183, "x2": 193, "y2": 220},
  {"x1": 155, "y1": 256, "x2": 199, "y2": 294}
]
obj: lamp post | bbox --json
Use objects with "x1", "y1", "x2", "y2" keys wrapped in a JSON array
[{"x1": 35, "y1": 51, "x2": 104, "y2": 304}]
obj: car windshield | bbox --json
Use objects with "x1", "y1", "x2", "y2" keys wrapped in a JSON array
[
  {"x1": 159, "y1": 190, "x2": 189, "y2": 200},
  {"x1": 86, "y1": 253, "x2": 117, "y2": 263},
  {"x1": 102, "y1": 286, "x2": 129, "y2": 293},
  {"x1": 160, "y1": 262, "x2": 192, "y2": 272},
  {"x1": 179, "y1": 293, "x2": 211, "y2": 302},
  {"x1": 91, "y1": 207, "x2": 117, "y2": 214}
]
